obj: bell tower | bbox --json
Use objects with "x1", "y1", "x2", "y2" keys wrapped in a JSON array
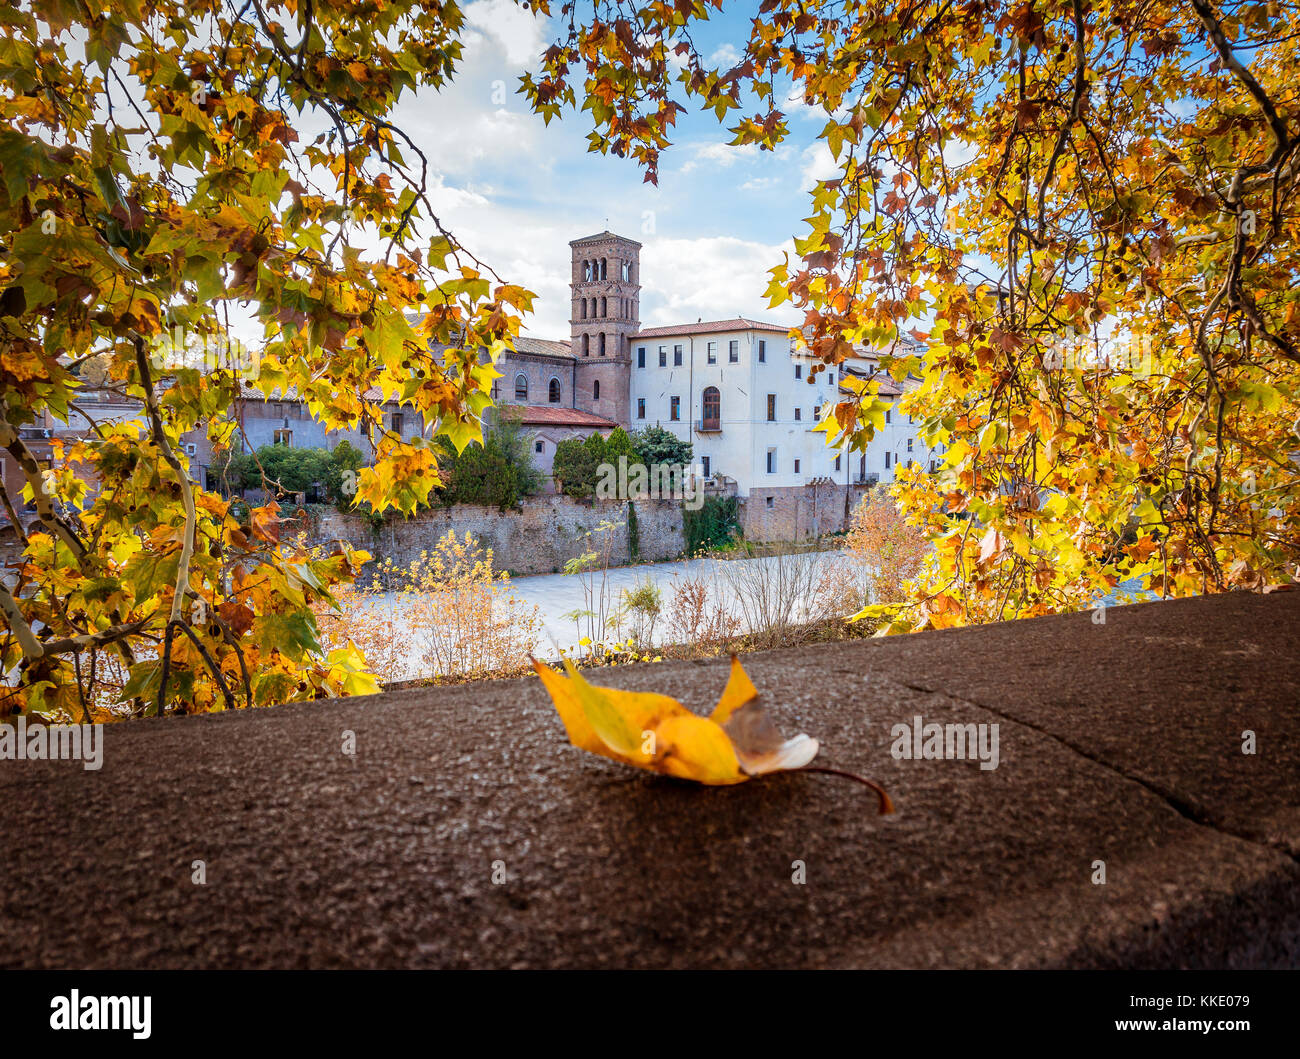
[{"x1": 570, "y1": 230, "x2": 640, "y2": 426}]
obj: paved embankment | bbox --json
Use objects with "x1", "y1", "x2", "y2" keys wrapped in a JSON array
[{"x1": 1, "y1": 591, "x2": 1296, "y2": 968}]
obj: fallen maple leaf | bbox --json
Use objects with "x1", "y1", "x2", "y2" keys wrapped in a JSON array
[{"x1": 532, "y1": 655, "x2": 893, "y2": 813}]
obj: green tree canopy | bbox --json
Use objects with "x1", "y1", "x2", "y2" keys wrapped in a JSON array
[
  {"x1": 553, "y1": 433, "x2": 605, "y2": 499},
  {"x1": 631, "y1": 425, "x2": 693, "y2": 470},
  {"x1": 434, "y1": 410, "x2": 543, "y2": 511}
]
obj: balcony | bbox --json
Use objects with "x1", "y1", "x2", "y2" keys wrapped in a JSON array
[{"x1": 695, "y1": 418, "x2": 721, "y2": 433}]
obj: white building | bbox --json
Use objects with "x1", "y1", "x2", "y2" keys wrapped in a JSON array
[{"x1": 627, "y1": 317, "x2": 939, "y2": 538}]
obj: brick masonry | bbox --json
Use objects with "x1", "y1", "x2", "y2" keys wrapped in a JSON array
[
  {"x1": 295, "y1": 495, "x2": 686, "y2": 578},
  {"x1": 740, "y1": 482, "x2": 874, "y2": 542}
]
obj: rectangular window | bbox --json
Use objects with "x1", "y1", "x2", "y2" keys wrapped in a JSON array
[
  {"x1": 794, "y1": 408, "x2": 801, "y2": 421},
  {"x1": 670, "y1": 396, "x2": 680, "y2": 421},
  {"x1": 885, "y1": 452, "x2": 891, "y2": 468},
  {"x1": 674, "y1": 344, "x2": 683, "y2": 366},
  {"x1": 637, "y1": 397, "x2": 646, "y2": 419},
  {"x1": 813, "y1": 404, "x2": 821, "y2": 420},
  {"x1": 707, "y1": 341, "x2": 717, "y2": 364},
  {"x1": 766, "y1": 394, "x2": 776, "y2": 421},
  {"x1": 637, "y1": 347, "x2": 646, "y2": 368},
  {"x1": 766, "y1": 496, "x2": 774, "y2": 508},
  {"x1": 535, "y1": 441, "x2": 544, "y2": 453},
  {"x1": 886, "y1": 408, "x2": 892, "y2": 424},
  {"x1": 758, "y1": 340, "x2": 766, "y2": 363},
  {"x1": 728, "y1": 340, "x2": 738, "y2": 363},
  {"x1": 391, "y1": 413, "x2": 405, "y2": 435},
  {"x1": 702, "y1": 456, "x2": 710, "y2": 477},
  {"x1": 907, "y1": 437, "x2": 913, "y2": 452},
  {"x1": 273, "y1": 429, "x2": 292, "y2": 447},
  {"x1": 658, "y1": 346, "x2": 667, "y2": 367},
  {"x1": 795, "y1": 363, "x2": 802, "y2": 380},
  {"x1": 794, "y1": 459, "x2": 801, "y2": 473},
  {"x1": 766, "y1": 448, "x2": 776, "y2": 473},
  {"x1": 835, "y1": 455, "x2": 841, "y2": 471}
]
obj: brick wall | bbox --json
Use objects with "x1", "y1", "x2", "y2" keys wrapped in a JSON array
[
  {"x1": 296, "y1": 495, "x2": 686, "y2": 579},
  {"x1": 740, "y1": 482, "x2": 873, "y2": 542}
]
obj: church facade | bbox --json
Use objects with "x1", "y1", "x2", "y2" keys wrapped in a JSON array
[{"x1": 485, "y1": 229, "x2": 940, "y2": 538}]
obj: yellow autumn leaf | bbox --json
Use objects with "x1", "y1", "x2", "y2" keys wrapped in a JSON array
[{"x1": 532, "y1": 655, "x2": 893, "y2": 813}]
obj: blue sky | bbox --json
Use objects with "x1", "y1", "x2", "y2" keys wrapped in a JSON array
[{"x1": 391, "y1": 0, "x2": 837, "y2": 339}]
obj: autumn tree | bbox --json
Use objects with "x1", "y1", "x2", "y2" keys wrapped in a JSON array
[
  {"x1": 5, "y1": 0, "x2": 1299, "y2": 723},
  {"x1": 522, "y1": 0, "x2": 1300, "y2": 630},
  {"x1": 0, "y1": 0, "x2": 530, "y2": 718},
  {"x1": 845, "y1": 489, "x2": 929, "y2": 604}
]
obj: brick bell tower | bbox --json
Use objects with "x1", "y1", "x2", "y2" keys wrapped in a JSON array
[{"x1": 570, "y1": 230, "x2": 640, "y2": 426}]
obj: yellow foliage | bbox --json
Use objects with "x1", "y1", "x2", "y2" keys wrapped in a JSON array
[{"x1": 315, "y1": 530, "x2": 544, "y2": 685}]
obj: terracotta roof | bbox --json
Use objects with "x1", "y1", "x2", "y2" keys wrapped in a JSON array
[
  {"x1": 630, "y1": 317, "x2": 792, "y2": 340},
  {"x1": 511, "y1": 336, "x2": 574, "y2": 359},
  {"x1": 510, "y1": 405, "x2": 618, "y2": 429},
  {"x1": 570, "y1": 230, "x2": 642, "y2": 246}
]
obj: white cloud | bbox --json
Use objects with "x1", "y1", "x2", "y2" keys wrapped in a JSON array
[
  {"x1": 425, "y1": 179, "x2": 576, "y2": 337},
  {"x1": 389, "y1": 3, "x2": 550, "y2": 179},
  {"x1": 413, "y1": 193, "x2": 804, "y2": 341},
  {"x1": 799, "y1": 143, "x2": 840, "y2": 188},
  {"x1": 709, "y1": 43, "x2": 741, "y2": 67},
  {"x1": 942, "y1": 138, "x2": 979, "y2": 169},
  {"x1": 781, "y1": 82, "x2": 819, "y2": 119},
  {"x1": 679, "y1": 140, "x2": 760, "y2": 174},
  {"x1": 465, "y1": 0, "x2": 549, "y2": 66},
  {"x1": 263, "y1": 5, "x2": 817, "y2": 345},
  {"x1": 639, "y1": 236, "x2": 800, "y2": 329}
]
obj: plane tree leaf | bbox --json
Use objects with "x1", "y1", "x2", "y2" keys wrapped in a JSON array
[{"x1": 533, "y1": 655, "x2": 892, "y2": 812}]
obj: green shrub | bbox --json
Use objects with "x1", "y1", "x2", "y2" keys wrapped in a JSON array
[
  {"x1": 554, "y1": 427, "x2": 654, "y2": 500},
  {"x1": 631, "y1": 424, "x2": 692, "y2": 468},
  {"x1": 432, "y1": 408, "x2": 543, "y2": 511},
  {"x1": 210, "y1": 443, "x2": 332, "y2": 501},
  {"x1": 322, "y1": 440, "x2": 366, "y2": 510},
  {"x1": 684, "y1": 495, "x2": 740, "y2": 555},
  {"x1": 553, "y1": 435, "x2": 602, "y2": 498},
  {"x1": 627, "y1": 499, "x2": 639, "y2": 558}
]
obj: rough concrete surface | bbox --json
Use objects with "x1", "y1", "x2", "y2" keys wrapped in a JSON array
[{"x1": 1, "y1": 591, "x2": 1297, "y2": 969}]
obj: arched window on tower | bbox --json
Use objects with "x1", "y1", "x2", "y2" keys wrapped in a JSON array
[
  {"x1": 599, "y1": 333, "x2": 606, "y2": 356},
  {"x1": 549, "y1": 378, "x2": 561, "y2": 404},
  {"x1": 702, "y1": 386, "x2": 721, "y2": 430},
  {"x1": 601, "y1": 296, "x2": 607, "y2": 317},
  {"x1": 593, "y1": 379, "x2": 601, "y2": 400},
  {"x1": 514, "y1": 374, "x2": 528, "y2": 401},
  {"x1": 583, "y1": 260, "x2": 591, "y2": 282},
  {"x1": 580, "y1": 300, "x2": 587, "y2": 320},
  {"x1": 601, "y1": 258, "x2": 607, "y2": 280},
  {"x1": 582, "y1": 333, "x2": 590, "y2": 356}
]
